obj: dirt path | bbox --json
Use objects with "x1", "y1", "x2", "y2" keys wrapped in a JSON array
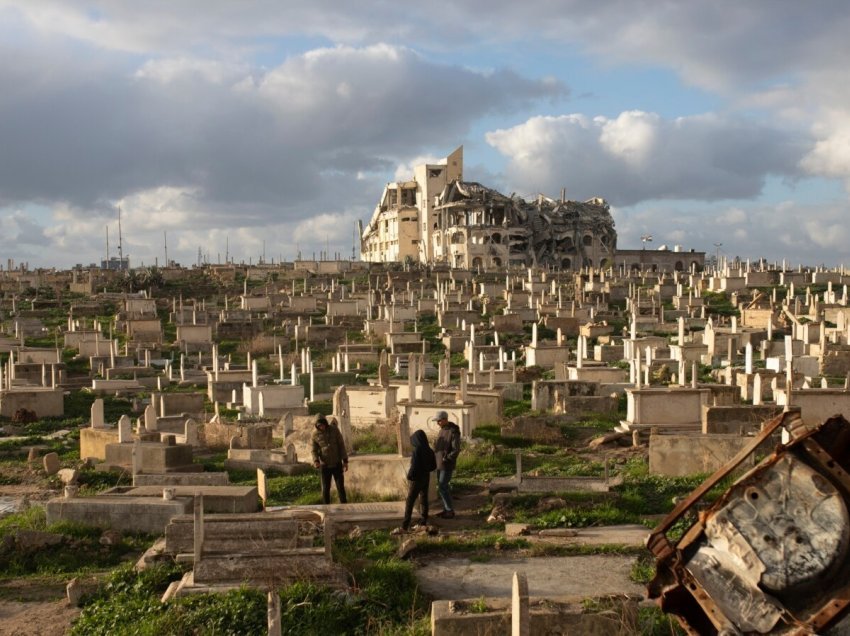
[{"x1": 0, "y1": 579, "x2": 78, "y2": 636}]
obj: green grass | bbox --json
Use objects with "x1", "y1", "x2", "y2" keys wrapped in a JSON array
[
  {"x1": 0, "y1": 508, "x2": 153, "y2": 579},
  {"x1": 73, "y1": 532, "x2": 432, "y2": 635}
]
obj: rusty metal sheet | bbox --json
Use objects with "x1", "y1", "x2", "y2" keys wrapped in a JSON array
[{"x1": 648, "y1": 412, "x2": 850, "y2": 634}]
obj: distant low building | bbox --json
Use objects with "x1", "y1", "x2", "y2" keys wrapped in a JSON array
[
  {"x1": 101, "y1": 256, "x2": 129, "y2": 271},
  {"x1": 614, "y1": 248, "x2": 705, "y2": 273}
]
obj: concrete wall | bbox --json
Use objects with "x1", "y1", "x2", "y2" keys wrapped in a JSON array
[
  {"x1": 525, "y1": 345, "x2": 570, "y2": 369},
  {"x1": 626, "y1": 388, "x2": 709, "y2": 428},
  {"x1": 46, "y1": 496, "x2": 191, "y2": 534},
  {"x1": 701, "y1": 405, "x2": 787, "y2": 434},
  {"x1": 775, "y1": 388, "x2": 850, "y2": 426},
  {"x1": 433, "y1": 388, "x2": 502, "y2": 425},
  {"x1": 346, "y1": 454, "x2": 437, "y2": 500},
  {"x1": 242, "y1": 384, "x2": 304, "y2": 415},
  {"x1": 346, "y1": 386, "x2": 397, "y2": 426},
  {"x1": 648, "y1": 433, "x2": 771, "y2": 477},
  {"x1": 176, "y1": 324, "x2": 212, "y2": 344},
  {"x1": 155, "y1": 392, "x2": 206, "y2": 418},
  {"x1": 203, "y1": 421, "x2": 274, "y2": 450},
  {"x1": 532, "y1": 380, "x2": 600, "y2": 411},
  {"x1": 0, "y1": 388, "x2": 64, "y2": 418},
  {"x1": 80, "y1": 427, "x2": 119, "y2": 460}
]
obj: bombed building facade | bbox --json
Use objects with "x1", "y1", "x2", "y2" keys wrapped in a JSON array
[{"x1": 360, "y1": 147, "x2": 618, "y2": 270}]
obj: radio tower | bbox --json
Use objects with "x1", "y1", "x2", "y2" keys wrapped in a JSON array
[{"x1": 117, "y1": 206, "x2": 124, "y2": 269}]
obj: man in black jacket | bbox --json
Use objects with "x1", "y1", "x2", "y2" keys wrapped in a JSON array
[
  {"x1": 433, "y1": 411, "x2": 461, "y2": 519},
  {"x1": 311, "y1": 416, "x2": 348, "y2": 504}
]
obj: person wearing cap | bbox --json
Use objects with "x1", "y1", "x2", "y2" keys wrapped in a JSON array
[
  {"x1": 433, "y1": 410, "x2": 461, "y2": 519},
  {"x1": 311, "y1": 415, "x2": 348, "y2": 504}
]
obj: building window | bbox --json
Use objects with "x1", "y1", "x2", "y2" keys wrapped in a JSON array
[
  {"x1": 451, "y1": 232, "x2": 465, "y2": 244},
  {"x1": 561, "y1": 258, "x2": 571, "y2": 270},
  {"x1": 675, "y1": 261, "x2": 684, "y2": 271},
  {"x1": 492, "y1": 257, "x2": 502, "y2": 267},
  {"x1": 583, "y1": 235, "x2": 593, "y2": 247},
  {"x1": 491, "y1": 233, "x2": 502, "y2": 244}
]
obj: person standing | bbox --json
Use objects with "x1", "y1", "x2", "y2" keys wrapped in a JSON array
[
  {"x1": 398, "y1": 429, "x2": 437, "y2": 532},
  {"x1": 433, "y1": 410, "x2": 461, "y2": 519},
  {"x1": 311, "y1": 415, "x2": 348, "y2": 504}
]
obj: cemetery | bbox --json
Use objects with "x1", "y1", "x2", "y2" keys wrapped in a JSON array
[{"x1": 3, "y1": 256, "x2": 850, "y2": 634}]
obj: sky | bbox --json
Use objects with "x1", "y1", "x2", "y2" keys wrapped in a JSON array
[{"x1": 2, "y1": 1, "x2": 850, "y2": 269}]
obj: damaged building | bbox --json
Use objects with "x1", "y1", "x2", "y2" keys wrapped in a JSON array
[{"x1": 359, "y1": 146, "x2": 618, "y2": 270}]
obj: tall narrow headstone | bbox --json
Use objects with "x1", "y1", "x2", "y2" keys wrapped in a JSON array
[
  {"x1": 184, "y1": 419, "x2": 198, "y2": 446},
  {"x1": 512, "y1": 572, "x2": 530, "y2": 636},
  {"x1": 753, "y1": 373, "x2": 762, "y2": 406},
  {"x1": 144, "y1": 404, "x2": 157, "y2": 432},
  {"x1": 118, "y1": 415, "x2": 132, "y2": 443},
  {"x1": 257, "y1": 468, "x2": 268, "y2": 509},
  {"x1": 90, "y1": 398, "x2": 105, "y2": 429}
]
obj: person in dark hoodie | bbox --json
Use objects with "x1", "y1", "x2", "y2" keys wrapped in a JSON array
[
  {"x1": 398, "y1": 429, "x2": 437, "y2": 532},
  {"x1": 433, "y1": 410, "x2": 461, "y2": 519},
  {"x1": 311, "y1": 415, "x2": 348, "y2": 504}
]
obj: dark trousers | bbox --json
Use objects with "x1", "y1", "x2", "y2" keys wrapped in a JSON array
[
  {"x1": 402, "y1": 476, "x2": 429, "y2": 529},
  {"x1": 320, "y1": 464, "x2": 347, "y2": 504}
]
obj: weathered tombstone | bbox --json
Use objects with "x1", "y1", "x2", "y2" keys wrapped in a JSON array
[
  {"x1": 257, "y1": 468, "x2": 268, "y2": 509},
  {"x1": 397, "y1": 413, "x2": 411, "y2": 456},
  {"x1": 378, "y1": 363, "x2": 390, "y2": 388},
  {"x1": 333, "y1": 387, "x2": 353, "y2": 454},
  {"x1": 512, "y1": 571, "x2": 530, "y2": 636},
  {"x1": 132, "y1": 440, "x2": 140, "y2": 480},
  {"x1": 286, "y1": 444, "x2": 297, "y2": 463},
  {"x1": 66, "y1": 578, "x2": 84, "y2": 607},
  {"x1": 43, "y1": 452, "x2": 60, "y2": 475},
  {"x1": 144, "y1": 404, "x2": 157, "y2": 432},
  {"x1": 118, "y1": 415, "x2": 132, "y2": 443},
  {"x1": 268, "y1": 590, "x2": 281, "y2": 636},
  {"x1": 90, "y1": 398, "x2": 105, "y2": 429},
  {"x1": 184, "y1": 419, "x2": 198, "y2": 446},
  {"x1": 193, "y1": 493, "x2": 204, "y2": 563},
  {"x1": 281, "y1": 412, "x2": 293, "y2": 437}
]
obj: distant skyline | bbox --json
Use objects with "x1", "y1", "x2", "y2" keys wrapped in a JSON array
[{"x1": 1, "y1": 2, "x2": 850, "y2": 268}]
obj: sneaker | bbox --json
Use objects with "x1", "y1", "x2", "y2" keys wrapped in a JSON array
[
  {"x1": 412, "y1": 519, "x2": 428, "y2": 530},
  {"x1": 391, "y1": 527, "x2": 408, "y2": 535},
  {"x1": 437, "y1": 510, "x2": 455, "y2": 519}
]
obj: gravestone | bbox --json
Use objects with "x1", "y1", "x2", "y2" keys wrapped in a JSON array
[
  {"x1": 118, "y1": 415, "x2": 132, "y2": 443},
  {"x1": 512, "y1": 571, "x2": 530, "y2": 636},
  {"x1": 184, "y1": 419, "x2": 198, "y2": 446},
  {"x1": 43, "y1": 452, "x2": 60, "y2": 475},
  {"x1": 90, "y1": 398, "x2": 105, "y2": 429},
  {"x1": 144, "y1": 404, "x2": 157, "y2": 432},
  {"x1": 257, "y1": 468, "x2": 268, "y2": 508}
]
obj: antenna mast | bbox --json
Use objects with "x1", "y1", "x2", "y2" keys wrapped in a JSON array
[
  {"x1": 117, "y1": 206, "x2": 124, "y2": 268},
  {"x1": 164, "y1": 231, "x2": 168, "y2": 267}
]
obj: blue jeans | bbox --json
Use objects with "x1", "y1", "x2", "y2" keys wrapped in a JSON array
[{"x1": 437, "y1": 467, "x2": 454, "y2": 512}]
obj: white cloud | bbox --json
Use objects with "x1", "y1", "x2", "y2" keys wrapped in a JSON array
[{"x1": 486, "y1": 111, "x2": 804, "y2": 206}]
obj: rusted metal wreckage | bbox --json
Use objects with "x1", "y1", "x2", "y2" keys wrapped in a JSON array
[{"x1": 648, "y1": 411, "x2": 850, "y2": 634}]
